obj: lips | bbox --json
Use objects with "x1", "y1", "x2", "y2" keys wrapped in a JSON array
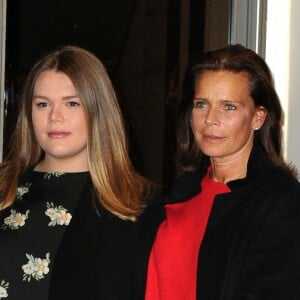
[
  {"x1": 202, "y1": 133, "x2": 223, "y2": 141},
  {"x1": 47, "y1": 131, "x2": 70, "y2": 138},
  {"x1": 202, "y1": 133, "x2": 222, "y2": 140}
]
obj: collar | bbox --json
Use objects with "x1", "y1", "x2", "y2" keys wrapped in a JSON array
[{"x1": 165, "y1": 141, "x2": 269, "y2": 204}]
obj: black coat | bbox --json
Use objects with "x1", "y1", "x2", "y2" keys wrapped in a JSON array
[
  {"x1": 49, "y1": 178, "x2": 139, "y2": 300},
  {"x1": 137, "y1": 143, "x2": 300, "y2": 299}
]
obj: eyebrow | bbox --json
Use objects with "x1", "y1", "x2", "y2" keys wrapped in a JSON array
[
  {"x1": 193, "y1": 98, "x2": 242, "y2": 104},
  {"x1": 32, "y1": 95, "x2": 79, "y2": 100}
]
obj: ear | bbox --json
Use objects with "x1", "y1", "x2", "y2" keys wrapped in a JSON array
[{"x1": 253, "y1": 106, "x2": 267, "y2": 130}]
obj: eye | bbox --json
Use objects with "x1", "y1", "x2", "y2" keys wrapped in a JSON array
[
  {"x1": 223, "y1": 103, "x2": 237, "y2": 111},
  {"x1": 194, "y1": 100, "x2": 209, "y2": 110},
  {"x1": 66, "y1": 101, "x2": 81, "y2": 107},
  {"x1": 35, "y1": 102, "x2": 49, "y2": 108}
]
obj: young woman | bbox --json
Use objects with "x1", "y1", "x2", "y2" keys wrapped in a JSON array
[
  {"x1": 0, "y1": 45, "x2": 150, "y2": 299},
  {"x1": 137, "y1": 44, "x2": 300, "y2": 299}
]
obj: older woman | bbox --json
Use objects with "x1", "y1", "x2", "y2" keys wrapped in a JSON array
[{"x1": 137, "y1": 44, "x2": 300, "y2": 299}]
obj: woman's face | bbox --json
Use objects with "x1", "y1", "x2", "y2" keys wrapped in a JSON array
[
  {"x1": 32, "y1": 70, "x2": 88, "y2": 171},
  {"x1": 191, "y1": 71, "x2": 266, "y2": 164}
]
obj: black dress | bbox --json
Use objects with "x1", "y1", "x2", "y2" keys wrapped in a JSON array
[{"x1": 0, "y1": 170, "x2": 139, "y2": 300}]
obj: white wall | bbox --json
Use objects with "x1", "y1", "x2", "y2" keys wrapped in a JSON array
[
  {"x1": 287, "y1": 0, "x2": 300, "y2": 172},
  {"x1": 265, "y1": 0, "x2": 300, "y2": 173}
]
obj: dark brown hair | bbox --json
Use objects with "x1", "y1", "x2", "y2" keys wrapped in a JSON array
[{"x1": 178, "y1": 44, "x2": 293, "y2": 174}]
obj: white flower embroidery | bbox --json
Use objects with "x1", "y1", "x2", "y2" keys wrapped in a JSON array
[
  {"x1": 45, "y1": 202, "x2": 72, "y2": 226},
  {"x1": 43, "y1": 172, "x2": 65, "y2": 179},
  {"x1": 0, "y1": 280, "x2": 9, "y2": 299},
  {"x1": 1, "y1": 209, "x2": 30, "y2": 230},
  {"x1": 16, "y1": 185, "x2": 30, "y2": 200},
  {"x1": 22, "y1": 253, "x2": 50, "y2": 282}
]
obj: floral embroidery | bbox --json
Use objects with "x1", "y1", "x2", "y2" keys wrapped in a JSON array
[
  {"x1": 22, "y1": 253, "x2": 50, "y2": 282},
  {"x1": 16, "y1": 184, "x2": 31, "y2": 200},
  {"x1": 45, "y1": 202, "x2": 72, "y2": 226},
  {"x1": 0, "y1": 280, "x2": 9, "y2": 299},
  {"x1": 1, "y1": 210, "x2": 30, "y2": 230},
  {"x1": 43, "y1": 172, "x2": 65, "y2": 179}
]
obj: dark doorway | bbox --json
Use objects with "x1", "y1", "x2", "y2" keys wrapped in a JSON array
[{"x1": 5, "y1": 0, "x2": 227, "y2": 188}]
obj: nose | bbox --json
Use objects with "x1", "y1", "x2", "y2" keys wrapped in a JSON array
[
  {"x1": 48, "y1": 106, "x2": 64, "y2": 123},
  {"x1": 204, "y1": 106, "x2": 220, "y2": 126}
]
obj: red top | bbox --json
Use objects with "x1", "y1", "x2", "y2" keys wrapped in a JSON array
[{"x1": 145, "y1": 171, "x2": 230, "y2": 300}]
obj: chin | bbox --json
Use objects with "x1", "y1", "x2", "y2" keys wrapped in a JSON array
[{"x1": 199, "y1": 145, "x2": 224, "y2": 157}]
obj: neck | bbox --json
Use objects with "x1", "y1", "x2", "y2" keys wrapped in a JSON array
[
  {"x1": 210, "y1": 147, "x2": 252, "y2": 184},
  {"x1": 34, "y1": 158, "x2": 89, "y2": 173},
  {"x1": 210, "y1": 162, "x2": 247, "y2": 183}
]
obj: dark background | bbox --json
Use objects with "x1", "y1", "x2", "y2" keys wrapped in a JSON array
[{"x1": 4, "y1": 0, "x2": 229, "y2": 189}]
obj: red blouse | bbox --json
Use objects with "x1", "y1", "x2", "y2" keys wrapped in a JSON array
[{"x1": 145, "y1": 171, "x2": 230, "y2": 300}]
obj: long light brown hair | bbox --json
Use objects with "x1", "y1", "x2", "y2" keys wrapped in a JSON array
[{"x1": 0, "y1": 45, "x2": 151, "y2": 220}]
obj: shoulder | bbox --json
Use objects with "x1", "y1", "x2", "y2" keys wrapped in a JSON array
[
  {"x1": 139, "y1": 192, "x2": 166, "y2": 224},
  {"x1": 170, "y1": 168, "x2": 206, "y2": 202},
  {"x1": 244, "y1": 162, "x2": 300, "y2": 225},
  {"x1": 260, "y1": 160, "x2": 300, "y2": 194},
  {"x1": 141, "y1": 168, "x2": 205, "y2": 210},
  {"x1": 244, "y1": 143, "x2": 299, "y2": 194}
]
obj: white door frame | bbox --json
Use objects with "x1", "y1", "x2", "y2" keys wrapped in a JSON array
[
  {"x1": 229, "y1": 0, "x2": 267, "y2": 57},
  {"x1": 230, "y1": 0, "x2": 300, "y2": 175}
]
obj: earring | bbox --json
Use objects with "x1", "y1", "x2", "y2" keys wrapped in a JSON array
[{"x1": 254, "y1": 127, "x2": 260, "y2": 130}]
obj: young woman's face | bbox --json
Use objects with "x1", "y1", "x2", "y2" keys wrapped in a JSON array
[
  {"x1": 32, "y1": 70, "x2": 88, "y2": 171},
  {"x1": 191, "y1": 71, "x2": 266, "y2": 164}
]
